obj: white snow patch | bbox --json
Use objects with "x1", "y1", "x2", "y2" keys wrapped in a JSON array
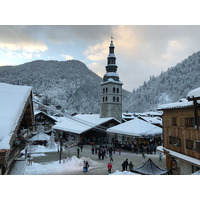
[
  {"x1": 110, "y1": 170, "x2": 140, "y2": 175},
  {"x1": 24, "y1": 156, "x2": 98, "y2": 175}
]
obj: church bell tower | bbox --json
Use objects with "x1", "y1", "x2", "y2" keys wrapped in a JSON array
[{"x1": 100, "y1": 36, "x2": 123, "y2": 122}]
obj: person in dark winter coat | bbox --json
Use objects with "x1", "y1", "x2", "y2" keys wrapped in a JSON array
[
  {"x1": 124, "y1": 159, "x2": 128, "y2": 171},
  {"x1": 102, "y1": 152, "x2": 104, "y2": 160},
  {"x1": 80, "y1": 144, "x2": 83, "y2": 152},
  {"x1": 129, "y1": 161, "x2": 134, "y2": 171},
  {"x1": 119, "y1": 148, "x2": 122, "y2": 155},
  {"x1": 98, "y1": 151, "x2": 101, "y2": 160},
  {"x1": 107, "y1": 162, "x2": 112, "y2": 174},
  {"x1": 86, "y1": 161, "x2": 89, "y2": 172},
  {"x1": 77, "y1": 148, "x2": 80, "y2": 158},
  {"x1": 122, "y1": 161, "x2": 126, "y2": 171},
  {"x1": 142, "y1": 153, "x2": 146, "y2": 164},
  {"x1": 109, "y1": 154, "x2": 113, "y2": 162},
  {"x1": 95, "y1": 146, "x2": 98, "y2": 154}
]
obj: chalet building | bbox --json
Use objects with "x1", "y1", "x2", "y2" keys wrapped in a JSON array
[
  {"x1": 0, "y1": 83, "x2": 34, "y2": 175},
  {"x1": 34, "y1": 111, "x2": 57, "y2": 131},
  {"x1": 100, "y1": 37, "x2": 123, "y2": 122},
  {"x1": 157, "y1": 87, "x2": 200, "y2": 175},
  {"x1": 53, "y1": 114, "x2": 120, "y2": 146}
]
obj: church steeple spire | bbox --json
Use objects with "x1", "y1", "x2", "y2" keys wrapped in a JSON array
[
  {"x1": 106, "y1": 36, "x2": 117, "y2": 73},
  {"x1": 103, "y1": 36, "x2": 120, "y2": 82},
  {"x1": 100, "y1": 36, "x2": 123, "y2": 122}
]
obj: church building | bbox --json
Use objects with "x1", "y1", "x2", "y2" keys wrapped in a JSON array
[{"x1": 100, "y1": 37, "x2": 123, "y2": 122}]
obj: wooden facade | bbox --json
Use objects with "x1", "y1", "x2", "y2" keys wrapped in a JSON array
[
  {"x1": 34, "y1": 111, "x2": 57, "y2": 131},
  {"x1": 163, "y1": 108, "x2": 200, "y2": 158},
  {"x1": 161, "y1": 106, "x2": 200, "y2": 174}
]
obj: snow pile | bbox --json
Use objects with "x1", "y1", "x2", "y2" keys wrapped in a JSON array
[
  {"x1": 110, "y1": 170, "x2": 140, "y2": 175},
  {"x1": 30, "y1": 145, "x2": 57, "y2": 153},
  {"x1": 21, "y1": 145, "x2": 57, "y2": 155},
  {"x1": 24, "y1": 156, "x2": 97, "y2": 175}
]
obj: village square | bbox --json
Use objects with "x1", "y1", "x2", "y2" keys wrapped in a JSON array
[{"x1": 1, "y1": 36, "x2": 200, "y2": 175}]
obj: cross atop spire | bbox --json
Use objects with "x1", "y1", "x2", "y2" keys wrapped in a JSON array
[{"x1": 111, "y1": 34, "x2": 113, "y2": 41}]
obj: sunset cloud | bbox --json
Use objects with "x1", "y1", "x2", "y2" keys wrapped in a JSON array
[
  {"x1": 61, "y1": 54, "x2": 74, "y2": 60},
  {"x1": 0, "y1": 41, "x2": 48, "y2": 53},
  {"x1": 1, "y1": 25, "x2": 200, "y2": 91}
]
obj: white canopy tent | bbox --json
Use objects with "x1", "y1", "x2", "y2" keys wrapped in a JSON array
[
  {"x1": 29, "y1": 132, "x2": 50, "y2": 141},
  {"x1": 107, "y1": 118, "x2": 162, "y2": 137}
]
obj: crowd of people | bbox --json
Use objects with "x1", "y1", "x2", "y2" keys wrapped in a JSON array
[
  {"x1": 113, "y1": 138, "x2": 161, "y2": 155},
  {"x1": 76, "y1": 140, "x2": 162, "y2": 174}
]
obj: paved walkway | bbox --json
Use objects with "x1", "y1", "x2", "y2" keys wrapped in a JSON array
[{"x1": 31, "y1": 145, "x2": 166, "y2": 175}]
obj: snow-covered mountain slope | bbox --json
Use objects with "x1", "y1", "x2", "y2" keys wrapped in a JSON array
[
  {"x1": 123, "y1": 51, "x2": 200, "y2": 112},
  {"x1": 0, "y1": 60, "x2": 130, "y2": 114}
]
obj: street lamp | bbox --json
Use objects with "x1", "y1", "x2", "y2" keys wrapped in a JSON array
[{"x1": 59, "y1": 133, "x2": 63, "y2": 164}]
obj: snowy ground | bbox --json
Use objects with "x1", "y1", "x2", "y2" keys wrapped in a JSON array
[{"x1": 9, "y1": 144, "x2": 167, "y2": 175}]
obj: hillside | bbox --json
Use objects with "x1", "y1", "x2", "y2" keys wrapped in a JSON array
[
  {"x1": 123, "y1": 51, "x2": 200, "y2": 112},
  {"x1": 0, "y1": 60, "x2": 129, "y2": 114}
]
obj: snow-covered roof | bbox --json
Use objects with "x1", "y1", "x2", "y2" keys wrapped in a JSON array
[
  {"x1": 187, "y1": 87, "x2": 200, "y2": 99},
  {"x1": 157, "y1": 146, "x2": 200, "y2": 167},
  {"x1": 29, "y1": 132, "x2": 50, "y2": 141},
  {"x1": 107, "y1": 118, "x2": 162, "y2": 137},
  {"x1": 143, "y1": 111, "x2": 163, "y2": 116},
  {"x1": 100, "y1": 78, "x2": 123, "y2": 85},
  {"x1": 53, "y1": 114, "x2": 120, "y2": 134},
  {"x1": 0, "y1": 83, "x2": 32, "y2": 149},
  {"x1": 34, "y1": 110, "x2": 57, "y2": 121},
  {"x1": 157, "y1": 100, "x2": 193, "y2": 110},
  {"x1": 139, "y1": 116, "x2": 162, "y2": 126},
  {"x1": 104, "y1": 72, "x2": 119, "y2": 77},
  {"x1": 122, "y1": 113, "x2": 136, "y2": 119}
]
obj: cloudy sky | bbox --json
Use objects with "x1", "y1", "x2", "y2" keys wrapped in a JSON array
[{"x1": 1, "y1": 25, "x2": 200, "y2": 92}]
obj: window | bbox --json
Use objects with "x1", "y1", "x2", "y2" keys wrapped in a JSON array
[
  {"x1": 113, "y1": 87, "x2": 115, "y2": 93},
  {"x1": 103, "y1": 88, "x2": 105, "y2": 93},
  {"x1": 102, "y1": 97, "x2": 104, "y2": 102},
  {"x1": 106, "y1": 88, "x2": 108, "y2": 93},
  {"x1": 171, "y1": 117, "x2": 177, "y2": 126},
  {"x1": 113, "y1": 96, "x2": 115, "y2": 102},
  {"x1": 105, "y1": 96, "x2": 107, "y2": 102},
  {"x1": 196, "y1": 141, "x2": 200, "y2": 153},
  {"x1": 169, "y1": 136, "x2": 181, "y2": 147},
  {"x1": 117, "y1": 97, "x2": 119, "y2": 102},
  {"x1": 186, "y1": 139, "x2": 194, "y2": 150},
  {"x1": 185, "y1": 118, "x2": 195, "y2": 127},
  {"x1": 117, "y1": 88, "x2": 119, "y2": 93}
]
